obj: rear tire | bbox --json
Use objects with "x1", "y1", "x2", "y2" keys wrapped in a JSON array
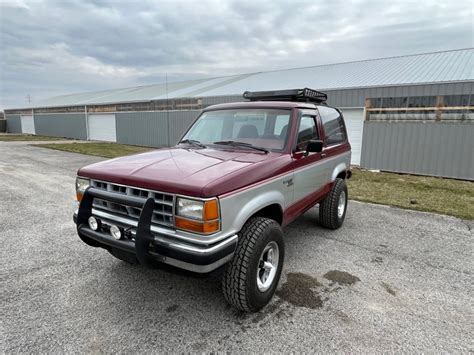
[
  {"x1": 222, "y1": 217, "x2": 284, "y2": 312},
  {"x1": 319, "y1": 178, "x2": 348, "y2": 230}
]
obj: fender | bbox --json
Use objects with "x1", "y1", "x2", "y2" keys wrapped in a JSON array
[
  {"x1": 219, "y1": 188, "x2": 286, "y2": 235},
  {"x1": 331, "y1": 161, "x2": 349, "y2": 181}
]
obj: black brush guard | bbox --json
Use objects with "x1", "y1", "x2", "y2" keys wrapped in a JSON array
[{"x1": 75, "y1": 187, "x2": 237, "y2": 270}]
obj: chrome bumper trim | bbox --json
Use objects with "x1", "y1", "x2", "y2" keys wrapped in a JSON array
[
  {"x1": 152, "y1": 233, "x2": 238, "y2": 255},
  {"x1": 149, "y1": 251, "x2": 234, "y2": 273},
  {"x1": 90, "y1": 208, "x2": 231, "y2": 246}
]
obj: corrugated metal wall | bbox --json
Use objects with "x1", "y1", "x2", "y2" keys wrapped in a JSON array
[
  {"x1": 325, "y1": 81, "x2": 474, "y2": 107},
  {"x1": 34, "y1": 114, "x2": 87, "y2": 139},
  {"x1": 202, "y1": 95, "x2": 241, "y2": 107},
  {"x1": 360, "y1": 121, "x2": 474, "y2": 180},
  {"x1": 116, "y1": 112, "x2": 169, "y2": 147},
  {"x1": 115, "y1": 110, "x2": 199, "y2": 147},
  {"x1": 198, "y1": 82, "x2": 473, "y2": 108},
  {"x1": 5, "y1": 115, "x2": 22, "y2": 133},
  {"x1": 167, "y1": 110, "x2": 201, "y2": 144}
]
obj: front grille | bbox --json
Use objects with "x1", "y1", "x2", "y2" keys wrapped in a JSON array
[{"x1": 90, "y1": 180, "x2": 175, "y2": 228}]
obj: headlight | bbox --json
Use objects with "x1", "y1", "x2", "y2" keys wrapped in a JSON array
[
  {"x1": 176, "y1": 198, "x2": 204, "y2": 220},
  {"x1": 175, "y1": 197, "x2": 220, "y2": 234},
  {"x1": 75, "y1": 177, "x2": 90, "y2": 202}
]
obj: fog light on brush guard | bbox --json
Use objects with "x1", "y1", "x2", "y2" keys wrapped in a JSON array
[
  {"x1": 110, "y1": 225, "x2": 122, "y2": 240},
  {"x1": 88, "y1": 216, "x2": 100, "y2": 231}
]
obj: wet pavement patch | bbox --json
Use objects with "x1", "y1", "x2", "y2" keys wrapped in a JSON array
[
  {"x1": 323, "y1": 270, "x2": 360, "y2": 285},
  {"x1": 276, "y1": 272, "x2": 323, "y2": 309}
]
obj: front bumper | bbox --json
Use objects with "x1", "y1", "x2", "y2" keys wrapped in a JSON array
[{"x1": 74, "y1": 187, "x2": 237, "y2": 273}]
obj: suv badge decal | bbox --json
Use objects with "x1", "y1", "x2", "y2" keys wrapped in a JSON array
[{"x1": 283, "y1": 178, "x2": 294, "y2": 187}]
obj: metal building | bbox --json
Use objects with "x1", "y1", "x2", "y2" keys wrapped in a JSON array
[{"x1": 4, "y1": 48, "x2": 474, "y2": 180}]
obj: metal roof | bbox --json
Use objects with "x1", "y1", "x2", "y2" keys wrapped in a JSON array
[{"x1": 16, "y1": 48, "x2": 474, "y2": 109}]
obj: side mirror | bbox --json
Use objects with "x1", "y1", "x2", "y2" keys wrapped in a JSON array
[{"x1": 306, "y1": 140, "x2": 323, "y2": 154}]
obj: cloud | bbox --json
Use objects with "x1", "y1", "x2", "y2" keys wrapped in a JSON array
[{"x1": 0, "y1": 0, "x2": 472, "y2": 109}]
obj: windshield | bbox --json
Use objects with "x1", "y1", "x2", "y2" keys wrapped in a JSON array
[{"x1": 182, "y1": 109, "x2": 291, "y2": 151}]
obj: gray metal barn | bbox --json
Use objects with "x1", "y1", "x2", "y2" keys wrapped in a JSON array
[{"x1": 4, "y1": 48, "x2": 474, "y2": 180}]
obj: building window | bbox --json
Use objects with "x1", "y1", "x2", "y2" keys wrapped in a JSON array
[{"x1": 366, "y1": 94, "x2": 472, "y2": 122}]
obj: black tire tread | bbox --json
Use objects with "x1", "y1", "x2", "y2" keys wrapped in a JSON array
[
  {"x1": 319, "y1": 178, "x2": 347, "y2": 230},
  {"x1": 222, "y1": 217, "x2": 277, "y2": 312}
]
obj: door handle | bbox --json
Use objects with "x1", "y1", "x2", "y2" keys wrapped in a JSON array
[{"x1": 321, "y1": 153, "x2": 327, "y2": 158}]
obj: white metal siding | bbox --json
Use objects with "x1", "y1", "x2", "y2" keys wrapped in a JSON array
[
  {"x1": 20, "y1": 115, "x2": 35, "y2": 134},
  {"x1": 340, "y1": 108, "x2": 364, "y2": 165},
  {"x1": 88, "y1": 114, "x2": 116, "y2": 142}
]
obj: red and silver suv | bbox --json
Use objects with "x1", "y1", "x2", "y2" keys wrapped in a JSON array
[{"x1": 74, "y1": 88, "x2": 351, "y2": 311}]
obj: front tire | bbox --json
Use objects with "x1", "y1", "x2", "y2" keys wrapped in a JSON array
[
  {"x1": 222, "y1": 217, "x2": 284, "y2": 312},
  {"x1": 319, "y1": 178, "x2": 348, "y2": 229}
]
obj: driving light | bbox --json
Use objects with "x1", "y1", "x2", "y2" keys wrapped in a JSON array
[
  {"x1": 110, "y1": 225, "x2": 122, "y2": 240},
  {"x1": 88, "y1": 216, "x2": 99, "y2": 231},
  {"x1": 75, "y1": 177, "x2": 90, "y2": 202}
]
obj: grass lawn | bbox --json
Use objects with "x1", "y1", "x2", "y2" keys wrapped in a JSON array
[
  {"x1": 35, "y1": 142, "x2": 153, "y2": 158},
  {"x1": 0, "y1": 134, "x2": 69, "y2": 141},
  {"x1": 348, "y1": 169, "x2": 473, "y2": 220}
]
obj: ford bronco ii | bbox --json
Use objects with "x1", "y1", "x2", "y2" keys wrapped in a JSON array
[{"x1": 74, "y1": 88, "x2": 351, "y2": 312}]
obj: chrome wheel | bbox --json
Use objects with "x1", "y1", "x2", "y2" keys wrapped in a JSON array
[
  {"x1": 257, "y1": 241, "x2": 279, "y2": 292},
  {"x1": 337, "y1": 191, "x2": 346, "y2": 218}
]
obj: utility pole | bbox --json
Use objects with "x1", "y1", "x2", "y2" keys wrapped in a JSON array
[{"x1": 26, "y1": 94, "x2": 32, "y2": 104}]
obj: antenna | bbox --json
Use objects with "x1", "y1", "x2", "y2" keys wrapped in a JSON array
[
  {"x1": 166, "y1": 73, "x2": 171, "y2": 145},
  {"x1": 165, "y1": 73, "x2": 169, "y2": 110}
]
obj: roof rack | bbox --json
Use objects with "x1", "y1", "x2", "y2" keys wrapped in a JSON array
[{"x1": 243, "y1": 88, "x2": 327, "y2": 104}]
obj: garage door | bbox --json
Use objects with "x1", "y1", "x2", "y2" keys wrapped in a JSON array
[
  {"x1": 340, "y1": 108, "x2": 364, "y2": 165},
  {"x1": 20, "y1": 115, "x2": 35, "y2": 134},
  {"x1": 88, "y1": 114, "x2": 116, "y2": 142}
]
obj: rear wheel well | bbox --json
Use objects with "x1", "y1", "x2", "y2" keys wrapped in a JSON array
[
  {"x1": 251, "y1": 204, "x2": 283, "y2": 225},
  {"x1": 336, "y1": 171, "x2": 347, "y2": 180}
]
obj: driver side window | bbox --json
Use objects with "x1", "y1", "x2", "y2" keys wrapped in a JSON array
[{"x1": 296, "y1": 115, "x2": 318, "y2": 151}]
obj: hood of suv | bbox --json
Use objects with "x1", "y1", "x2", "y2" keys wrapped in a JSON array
[{"x1": 78, "y1": 147, "x2": 291, "y2": 197}]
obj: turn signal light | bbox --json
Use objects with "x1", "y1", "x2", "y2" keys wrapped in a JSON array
[
  {"x1": 175, "y1": 217, "x2": 220, "y2": 234},
  {"x1": 76, "y1": 192, "x2": 83, "y2": 202},
  {"x1": 203, "y1": 199, "x2": 219, "y2": 220}
]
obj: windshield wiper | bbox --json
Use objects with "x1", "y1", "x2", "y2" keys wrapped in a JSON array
[
  {"x1": 213, "y1": 140, "x2": 269, "y2": 153},
  {"x1": 179, "y1": 139, "x2": 206, "y2": 148}
]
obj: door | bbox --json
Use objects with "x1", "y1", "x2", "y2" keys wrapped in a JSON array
[
  {"x1": 291, "y1": 112, "x2": 328, "y2": 203},
  {"x1": 339, "y1": 108, "x2": 364, "y2": 165},
  {"x1": 88, "y1": 114, "x2": 116, "y2": 142},
  {"x1": 20, "y1": 115, "x2": 35, "y2": 134}
]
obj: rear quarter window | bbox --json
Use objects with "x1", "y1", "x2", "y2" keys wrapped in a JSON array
[{"x1": 318, "y1": 106, "x2": 347, "y2": 145}]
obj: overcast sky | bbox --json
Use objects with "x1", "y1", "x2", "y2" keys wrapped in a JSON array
[{"x1": 0, "y1": 0, "x2": 472, "y2": 109}]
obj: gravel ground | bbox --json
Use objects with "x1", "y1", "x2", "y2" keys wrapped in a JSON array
[{"x1": 1, "y1": 142, "x2": 472, "y2": 353}]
